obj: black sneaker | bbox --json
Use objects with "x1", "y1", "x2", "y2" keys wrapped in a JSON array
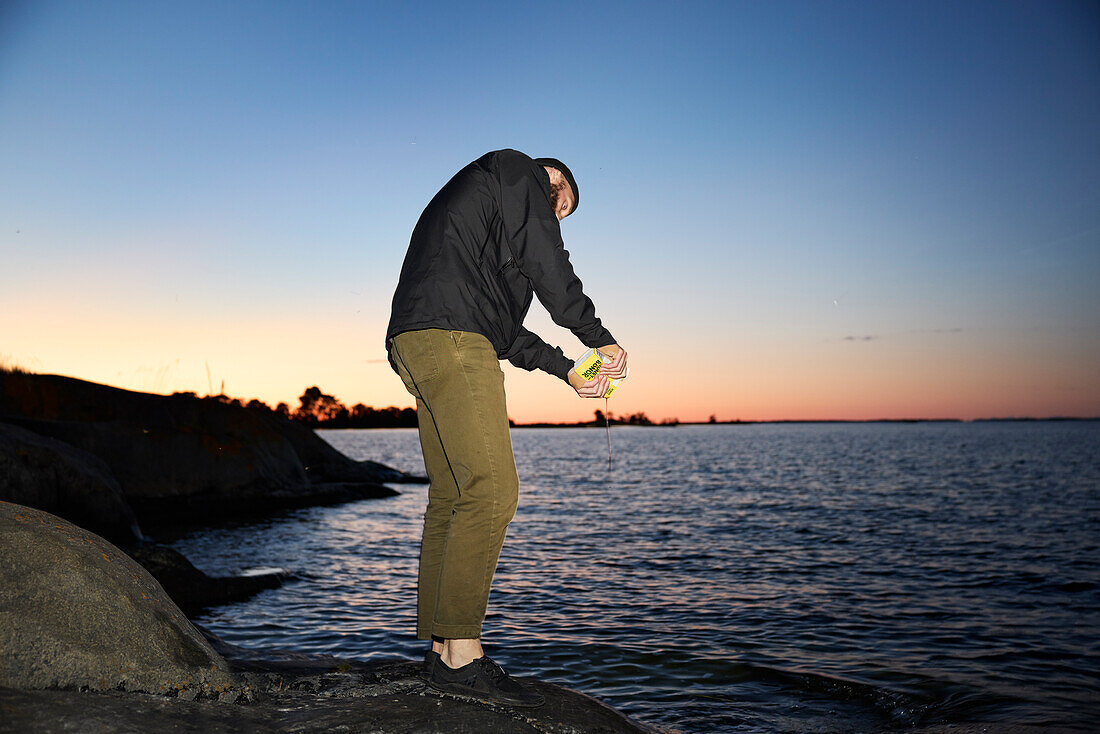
[
  {"x1": 421, "y1": 650, "x2": 440, "y2": 680},
  {"x1": 426, "y1": 655, "x2": 545, "y2": 708}
]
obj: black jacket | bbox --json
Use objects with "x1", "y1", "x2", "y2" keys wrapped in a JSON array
[{"x1": 386, "y1": 149, "x2": 614, "y2": 381}]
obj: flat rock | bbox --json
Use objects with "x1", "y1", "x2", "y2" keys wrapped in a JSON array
[
  {"x1": 0, "y1": 678, "x2": 659, "y2": 733},
  {"x1": 0, "y1": 645, "x2": 658, "y2": 734}
]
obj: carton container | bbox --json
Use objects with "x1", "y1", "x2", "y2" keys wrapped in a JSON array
[{"x1": 573, "y1": 348, "x2": 627, "y2": 398}]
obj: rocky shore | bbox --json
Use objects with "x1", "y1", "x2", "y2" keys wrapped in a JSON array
[
  {"x1": 0, "y1": 371, "x2": 425, "y2": 531},
  {"x1": 0, "y1": 502, "x2": 656, "y2": 733},
  {"x1": 0, "y1": 371, "x2": 425, "y2": 612},
  {"x1": 0, "y1": 372, "x2": 655, "y2": 732}
]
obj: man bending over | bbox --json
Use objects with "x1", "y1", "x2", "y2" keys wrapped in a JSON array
[{"x1": 386, "y1": 149, "x2": 627, "y2": 707}]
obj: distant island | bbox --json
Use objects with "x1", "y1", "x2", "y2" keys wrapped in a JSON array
[
  {"x1": 198, "y1": 385, "x2": 1096, "y2": 429},
  {"x1": 183, "y1": 387, "x2": 673, "y2": 429}
]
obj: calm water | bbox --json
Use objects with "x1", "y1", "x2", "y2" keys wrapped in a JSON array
[{"x1": 170, "y1": 422, "x2": 1100, "y2": 733}]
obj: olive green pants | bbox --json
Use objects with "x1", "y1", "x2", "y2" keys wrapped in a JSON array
[{"x1": 389, "y1": 328, "x2": 519, "y2": 640}]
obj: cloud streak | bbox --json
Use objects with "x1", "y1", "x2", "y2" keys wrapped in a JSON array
[{"x1": 840, "y1": 328, "x2": 964, "y2": 342}]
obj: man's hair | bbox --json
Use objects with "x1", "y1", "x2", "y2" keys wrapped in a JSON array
[{"x1": 549, "y1": 179, "x2": 570, "y2": 215}]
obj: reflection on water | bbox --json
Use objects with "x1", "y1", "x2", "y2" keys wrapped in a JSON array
[{"x1": 174, "y1": 422, "x2": 1100, "y2": 733}]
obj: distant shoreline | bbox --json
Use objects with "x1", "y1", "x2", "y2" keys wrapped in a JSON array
[
  {"x1": 320, "y1": 416, "x2": 1100, "y2": 430},
  {"x1": 509, "y1": 417, "x2": 1100, "y2": 428}
]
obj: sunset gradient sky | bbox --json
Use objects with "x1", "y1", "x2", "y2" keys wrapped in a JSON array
[{"x1": 2, "y1": 0, "x2": 1098, "y2": 423}]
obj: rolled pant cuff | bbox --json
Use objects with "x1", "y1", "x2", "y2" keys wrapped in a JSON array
[{"x1": 420, "y1": 623, "x2": 483, "y2": 640}]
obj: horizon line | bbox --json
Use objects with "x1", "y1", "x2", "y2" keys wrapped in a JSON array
[{"x1": 3, "y1": 369, "x2": 1098, "y2": 426}]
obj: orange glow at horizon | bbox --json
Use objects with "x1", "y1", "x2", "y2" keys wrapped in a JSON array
[{"x1": 4, "y1": 299, "x2": 1097, "y2": 424}]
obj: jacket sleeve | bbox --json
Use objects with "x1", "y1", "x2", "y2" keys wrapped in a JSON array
[
  {"x1": 497, "y1": 151, "x2": 616, "y2": 350},
  {"x1": 502, "y1": 327, "x2": 574, "y2": 382}
]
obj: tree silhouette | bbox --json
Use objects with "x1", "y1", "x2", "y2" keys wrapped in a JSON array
[
  {"x1": 295, "y1": 386, "x2": 347, "y2": 425},
  {"x1": 177, "y1": 386, "x2": 416, "y2": 428}
]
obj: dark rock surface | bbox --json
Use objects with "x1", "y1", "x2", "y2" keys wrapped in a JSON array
[
  {"x1": 0, "y1": 501, "x2": 656, "y2": 733},
  {"x1": 200, "y1": 627, "x2": 658, "y2": 733},
  {"x1": 127, "y1": 542, "x2": 289, "y2": 616},
  {"x1": 8, "y1": 412, "x2": 311, "y2": 515},
  {"x1": 0, "y1": 370, "x2": 425, "y2": 624},
  {"x1": 0, "y1": 624, "x2": 658, "y2": 733},
  {"x1": 0, "y1": 501, "x2": 235, "y2": 696},
  {"x1": 0, "y1": 418, "x2": 294, "y2": 615},
  {"x1": 0, "y1": 421, "x2": 142, "y2": 545},
  {"x1": 0, "y1": 669, "x2": 659, "y2": 733},
  {"x1": 0, "y1": 371, "x2": 423, "y2": 526},
  {"x1": 255, "y1": 410, "x2": 422, "y2": 485}
]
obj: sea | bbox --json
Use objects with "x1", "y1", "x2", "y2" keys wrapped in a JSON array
[{"x1": 168, "y1": 421, "x2": 1099, "y2": 733}]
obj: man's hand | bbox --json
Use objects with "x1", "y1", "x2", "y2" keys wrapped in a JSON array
[
  {"x1": 568, "y1": 368, "x2": 609, "y2": 398},
  {"x1": 597, "y1": 344, "x2": 628, "y2": 379}
]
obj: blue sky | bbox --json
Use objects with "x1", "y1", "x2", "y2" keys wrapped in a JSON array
[{"x1": 2, "y1": 0, "x2": 1097, "y2": 420}]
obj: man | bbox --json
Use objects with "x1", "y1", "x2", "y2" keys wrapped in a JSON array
[{"x1": 385, "y1": 149, "x2": 627, "y2": 707}]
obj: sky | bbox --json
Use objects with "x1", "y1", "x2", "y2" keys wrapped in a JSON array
[{"x1": 1, "y1": 0, "x2": 1098, "y2": 423}]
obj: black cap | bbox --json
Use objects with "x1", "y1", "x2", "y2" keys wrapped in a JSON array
[{"x1": 533, "y1": 157, "x2": 579, "y2": 214}]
